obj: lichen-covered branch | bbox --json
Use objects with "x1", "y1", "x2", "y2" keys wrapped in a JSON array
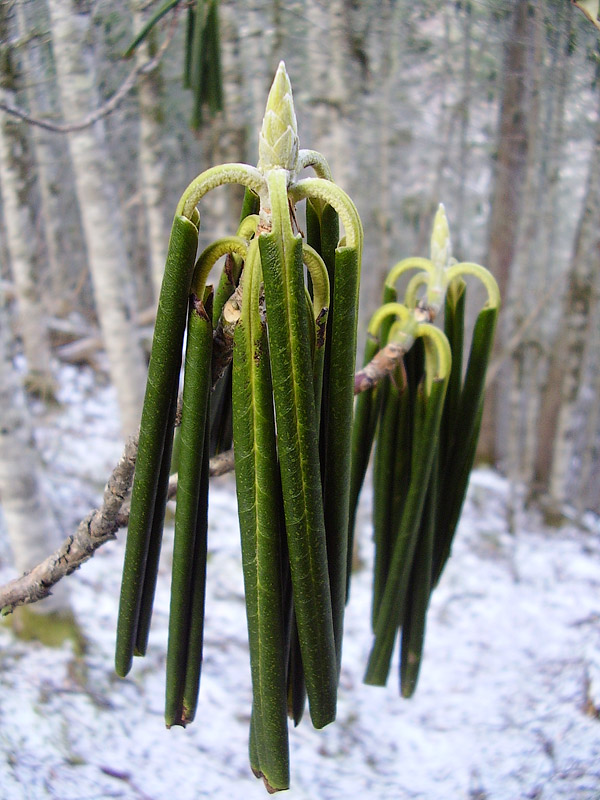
[
  {"x1": 0, "y1": 438, "x2": 234, "y2": 615},
  {"x1": 0, "y1": 434, "x2": 137, "y2": 614}
]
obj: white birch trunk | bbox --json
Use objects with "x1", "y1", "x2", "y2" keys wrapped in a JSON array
[
  {"x1": 46, "y1": 0, "x2": 146, "y2": 437},
  {"x1": 14, "y1": 0, "x2": 71, "y2": 314},
  {"x1": 0, "y1": 298, "x2": 69, "y2": 614},
  {"x1": 0, "y1": 10, "x2": 53, "y2": 391}
]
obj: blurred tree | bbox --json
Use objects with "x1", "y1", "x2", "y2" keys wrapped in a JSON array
[
  {"x1": 505, "y1": 0, "x2": 573, "y2": 492},
  {"x1": 13, "y1": 0, "x2": 74, "y2": 317},
  {"x1": 46, "y1": 0, "x2": 147, "y2": 437},
  {"x1": 534, "y1": 78, "x2": 600, "y2": 514},
  {"x1": 0, "y1": 3, "x2": 54, "y2": 395},
  {"x1": 478, "y1": 0, "x2": 532, "y2": 464},
  {"x1": 131, "y1": 0, "x2": 170, "y2": 302}
]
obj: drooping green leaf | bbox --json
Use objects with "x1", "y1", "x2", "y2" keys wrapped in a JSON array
[
  {"x1": 189, "y1": 0, "x2": 223, "y2": 129},
  {"x1": 365, "y1": 376, "x2": 448, "y2": 686},
  {"x1": 181, "y1": 413, "x2": 211, "y2": 723},
  {"x1": 116, "y1": 214, "x2": 198, "y2": 678},
  {"x1": 259, "y1": 170, "x2": 336, "y2": 730},
  {"x1": 399, "y1": 445, "x2": 437, "y2": 698},
  {"x1": 232, "y1": 242, "x2": 289, "y2": 790},
  {"x1": 165, "y1": 289, "x2": 213, "y2": 727},
  {"x1": 433, "y1": 306, "x2": 498, "y2": 584},
  {"x1": 209, "y1": 190, "x2": 259, "y2": 457},
  {"x1": 133, "y1": 391, "x2": 178, "y2": 657},
  {"x1": 321, "y1": 245, "x2": 360, "y2": 671},
  {"x1": 124, "y1": 0, "x2": 183, "y2": 59},
  {"x1": 347, "y1": 334, "x2": 381, "y2": 598}
]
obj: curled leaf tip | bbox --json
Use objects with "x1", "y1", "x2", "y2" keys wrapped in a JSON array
[{"x1": 258, "y1": 62, "x2": 299, "y2": 173}]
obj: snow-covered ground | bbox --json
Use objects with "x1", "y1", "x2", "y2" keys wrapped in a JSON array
[{"x1": 0, "y1": 364, "x2": 599, "y2": 800}]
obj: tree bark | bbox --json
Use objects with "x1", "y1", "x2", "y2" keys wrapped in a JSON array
[
  {"x1": 46, "y1": 0, "x2": 146, "y2": 437},
  {"x1": 454, "y1": 0, "x2": 473, "y2": 260},
  {"x1": 478, "y1": 0, "x2": 531, "y2": 463},
  {"x1": 534, "y1": 86, "x2": 600, "y2": 507},
  {"x1": 504, "y1": 0, "x2": 544, "y2": 486},
  {"x1": 0, "y1": 6, "x2": 54, "y2": 392},
  {"x1": 505, "y1": 0, "x2": 572, "y2": 489},
  {"x1": 304, "y1": 0, "x2": 353, "y2": 189}
]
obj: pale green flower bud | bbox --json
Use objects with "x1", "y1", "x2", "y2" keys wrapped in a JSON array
[
  {"x1": 430, "y1": 203, "x2": 452, "y2": 269},
  {"x1": 258, "y1": 61, "x2": 299, "y2": 174},
  {"x1": 427, "y1": 204, "x2": 452, "y2": 312}
]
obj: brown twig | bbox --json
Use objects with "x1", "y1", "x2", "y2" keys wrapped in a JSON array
[
  {"x1": 352, "y1": 299, "x2": 436, "y2": 394},
  {"x1": 211, "y1": 283, "x2": 242, "y2": 386},
  {"x1": 0, "y1": 435, "x2": 137, "y2": 613},
  {"x1": 0, "y1": 440, "x2": 235, "y2": 615},
  {"x1": 353, "y1": 341, "x2": 406, "y2": 394}
]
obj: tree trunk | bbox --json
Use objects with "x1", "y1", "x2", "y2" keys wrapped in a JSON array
[
  {"x1": 0, "y1": 7, "x2": 54, "y2": 394},
  {"x1": 372, "y1": 0, "x2": 405, "y2": 295},
  {"x1": 202, "y1": 0, "x2": 247, "y2": 243},
  {"x1": 504, "y1": 0, "x2": 544, "y2": 486},
  {"x1": 505, "y1": 0, "x2": 572, "y2": 489},
  {"x1": 0, "y1": 295, "x2": 69, "y2": 614},
  {"x1": 534, "y1": 86, "x2": 600, "y2": 508},
  {"x1": 46, "y1": 0, "x2": 146, "y2": 437},
  {"x1": 478, "y1": 0, "x2": 531, "y2": 463},
  {"x1": 453, "y1": 0, "x2": 473, "y2": 260},
  {"x1": 14, "y1": 0, "x2": 74, "y2": 316},
  {"x1": 304, "y1": 0, "x2": 353, "y2": 189}
]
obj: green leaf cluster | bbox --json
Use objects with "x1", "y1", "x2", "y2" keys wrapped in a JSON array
[
  {"x1": 113, "y1": 66, "x2": 498, "y2": 794},
  {"x1": 115, "y1": 63, "x2": 362, "y2": 793},
  {"x1": 349, "y1": 208, "x2": 499, "y2": 696}
]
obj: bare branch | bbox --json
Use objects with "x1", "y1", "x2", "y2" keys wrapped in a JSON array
[
  {"x1": 353, "y1": 300, "x2": 435, "y2": 394},
  {"x1": 0, "y1": 439, "x2": 235, "y2": 615},
  {"x1": 354, "y1": 341, "x2": 406, "y2": 394},
  {"x1": 0, "y1": 434, "x2": 137, "y2": 613},
  {"x1": 212, "y1": 281, "x2": 242, "y2": 385},
  {"x1": 0, "y1": 9, "x2": 179, "y2": 134}
]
